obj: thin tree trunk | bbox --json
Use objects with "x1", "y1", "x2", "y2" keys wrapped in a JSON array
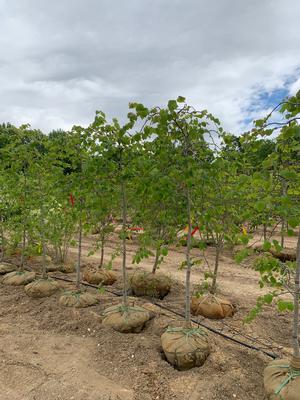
[
  {"x1": 280, "y1": 181, "x2": 288, "y2": 248},
  {"x1": 292, "y1": 228, "x2": 300, "y2": 358},
  {"x1": 20, "y1": 173, "x2": 27, "y2": 270},
  {"x1": 0, "y1": 220, "x2": 5, "y2": 262},
  {"x1": 281, "y1": 219, "x2": 285, "y2": 248},
  {"x1": 99, "y1": 233, "x2": 105, "y2": 269},
  {"x1": 263, "y1": 224, "x2": 267, "y2": 241},
  {"x1": 40, "y1": 199, "x2": 47, "y2": 279},
  {"x1": 121, "y1": 180, "x2": 128, "y2": 307},
  {"x1": 152, "y1": 245, "x2": 160, "y2": 274},
  {"x1": 20, "y1": 226, "x2": 26, "y2": 271},
  {"x1": 76, "y1": 208, "x2": 82, "y2": 289},
  {"x1": 185, "y1": 187, "x2": 192, "y2": 328},
  {"x1": 210, "y1": 243, "x2": 220, "y2": 295}
]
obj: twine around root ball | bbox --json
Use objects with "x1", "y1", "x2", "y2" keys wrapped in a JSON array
[
  {"x1": 2, "y1": 271, "x2": 36, "y2": 286},
  {"x1": 59, "y1": 290, "x2": 98, "y2": 308},
  {"x1": 0, "y1": 262, "x2": 16, "y2": 275},
  {"x1": 161, "y1": 326, "x2": 211, "y2": 370},
  {"x1": 130, "y1": 272, "x2": 172, "y2": 299},
  {"x1": 25, "y1": 278, "x2": 60, "y2": 298},
  {"x1": 191, "y1": 294, "x2": 235, "y2": 319},
  {"x1": 102, "y1": 304, "x2": 151, "y2": 333}
]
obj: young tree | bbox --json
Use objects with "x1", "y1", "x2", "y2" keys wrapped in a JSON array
[
  {"x1": 86, "y1": 110, "x2": 151, "y2": 331},
  {"x1": 131, "y1": 97, "x2": 223, "y2": 369},
  {"x1": 243, "y1": 91, "x2": 300, "y2": 398}
]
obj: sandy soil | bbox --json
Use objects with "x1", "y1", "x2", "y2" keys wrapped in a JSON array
[{"x1": 0, "y1": 231, "x2": 298, "y2": 400}]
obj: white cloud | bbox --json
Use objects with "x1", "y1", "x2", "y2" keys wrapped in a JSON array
[{"x1": 0, "y1": 0, "x2": 299, "y2": 133}]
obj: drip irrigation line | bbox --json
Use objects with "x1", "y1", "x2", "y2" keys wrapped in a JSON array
[{"x1": 52, "y1": 274, "x2": 279, "y2": 359}]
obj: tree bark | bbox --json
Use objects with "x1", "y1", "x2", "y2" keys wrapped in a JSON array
[
  {"x1": 263, "y1": 224, "x2": 267, "y2": 241},
  {"x1": 152, "y1": 245, "x2": 160, "y2": 274},
  {"x1": 210, "y1": 243, "x2": 220, "y2": 295},
  {"x1": 40, "y1": 197, "x2": 47, "y2": 279},
  {"x1": 76, "y1": 209, "x2": 82, "y2": 289},
  {"x1": 121, "y1": 180, "x2": 128, "y2": 307},
  {"x1": 20, "y1": 226, "x2": 26, "y2": 271},
  {"x1": 99, "y1": 232, "x2": 105, "y2": 269},
  {"x1": 185, "y1": 186, "x2": 192, "y2": 328},
  {"x1": 293, "y1": 228, "x2": 300, "y2": 358},
  {"x1": 0, "y1": 220, "x2": 4, "y2": 262}
]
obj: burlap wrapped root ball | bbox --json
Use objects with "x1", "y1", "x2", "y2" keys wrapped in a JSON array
[
  {"x1": 102, "y1": 304, "x2": 151, "y2": 333},
  {"x1": 191, "y1": 294, "x2": 235, "y2": 319},
  {"x1": 161, "y1": 327, "x2": 211, "y2": 370},
  {"x1": 0, "y1": 262, "x2": 16, "y2": 275},
  {"x1": 2, "y1": 270, "x2": 36, "y2": 285},
  {"x1": 59, "y1": 264, "x2": 76, "y2": 273},
  {"x1": 264, "y1": 357, "x2": 300, "y2": 400},
  {"x1": 83, "y1": 268, "x2": 117, "y2": 286},
  {"x1": 25, "y1": 278, "x2": 59, "y2": 298},
  {"x1": 59, "y1": 290, "x2": 98, "y2": 308},
  {"x1": 130, "y1": 272, "x2": 171, "y2": 299}
]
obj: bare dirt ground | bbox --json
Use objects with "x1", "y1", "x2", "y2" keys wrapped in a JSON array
[{"x1": 0, "y1": 231, "x2": 298, "y2": 400}]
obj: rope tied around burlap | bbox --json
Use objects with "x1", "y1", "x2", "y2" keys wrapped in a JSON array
[
  {"x1": 166, "y1": 326, "x2": 207, "y2": 340},
  {"x1": 269, "y1": 363, "x2": 300, "y2": 398},
  {"x1": 103, "y1": 304, "x2": 147, "y2": 317}
]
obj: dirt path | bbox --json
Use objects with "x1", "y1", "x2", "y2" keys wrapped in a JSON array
[{"x1": 0, "y1": 232, "x2": 298, "y2": 399}]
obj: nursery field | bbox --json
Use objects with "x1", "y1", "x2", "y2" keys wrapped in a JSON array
[
  {"x1": 0, "y1": 231, "x2": 297, "y2": 400},
  {"x1": 0, "y1": 94, "x2": 299, "y2": 399}
]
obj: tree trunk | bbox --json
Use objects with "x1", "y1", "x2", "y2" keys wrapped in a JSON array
[
  {"x1": 20, "y1": 173, "x2": 27, "y2": 271},
  {"x1": 20, "y1": 226, "x2": 26, "y2": 271},
  {"x1": 76, "y1": 209, "x2": 82, "y2": 289},
  {"x1": 99, "y1": 232, "x2": 105, "y2": 269},
  {"x1": 280, "y1": 181, "x2": 288, "y2": 248},
  {"x1": 263, "y1": 223, "x2": 267, "y2": 241},
  {"x1": 185, "y1": 187, "x2": 192, "y2": 328},
  {"x1": 210, "y1": 243, "x2": 220, "y2": 295},
  {"x1": 281, "y1": 219, "x2": 285, "y2": 248},
  {"x1": 152, "y1": 245, "x2": 160, "y2": 274},
  {"x1": 121, "y1": 180, "x2": 128, "y2": 307},
  {"x1": 0, "y1": 221, "x2": 5, "y2": 262},
  {"x1": 40, "y1": 199, "x2": 47, "y2": 279},
  {"x1": 292, "y1": 228, "x2": 300, "y2": 358}
]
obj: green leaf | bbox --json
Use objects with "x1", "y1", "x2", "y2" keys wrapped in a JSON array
[
  {"x1": 167, "y1": 100, "x2": 177, "y2": 111},
  {"x1": 262, "y1": 241, "x2": 271, "y2": 251},
  {"x1": 288, "y1": 217, "x2": 299, "y2": 229},
  {"x1": 176, "y1": 96, "x2": 185, "y2": 103}
]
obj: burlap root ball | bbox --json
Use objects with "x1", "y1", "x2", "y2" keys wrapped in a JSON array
[
  {"x1": 2, "y1": 270, "x2": 36, "y2": 285},
  {"x1": 59, "y1": 264, "x2": 76, "y2": 273},
  {"x1": 161, "y1": 326, "x2": 210, "y2": 370},
  {"x1": 46, "y1": 264, "x2": 61, "y2": 272},
  {"x1": 264, "y1": 357, "x2": 300, "y2": 400},
  {"x1": 130, "y1": 272, "x2": 171, "y2": 299},
  {"x1": 191, "y1": 294, "x2": 235, "y2": 319},
  {"x1": 83, "y1": 268, "x2": 117, "y2": 286},
  {"x1": 0, "y1": 262, "x2": 16, "y2": 275},
  {"x1": 59, "y1": 291, "x2": 98, "y2": 308},
  {"x1": 102, "y1": 304, "x2": 151, "y2": 333},
  {"x1": 25, "y1": 278, "x2": 59, "y2": 298}
]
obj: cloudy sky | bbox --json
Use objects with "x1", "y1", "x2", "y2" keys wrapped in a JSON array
[{"x1": 0, "y1": 0, "x2": 299, "y2": 134}]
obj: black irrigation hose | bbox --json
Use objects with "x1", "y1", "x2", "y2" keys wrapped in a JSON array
[{"x1": 52, "y1": 274, "x2": 279, "y2": 360}]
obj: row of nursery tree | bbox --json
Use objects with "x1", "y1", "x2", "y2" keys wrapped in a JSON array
[{"x1": 0, "y1": 92, "x2": 300, "y2": 395}]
